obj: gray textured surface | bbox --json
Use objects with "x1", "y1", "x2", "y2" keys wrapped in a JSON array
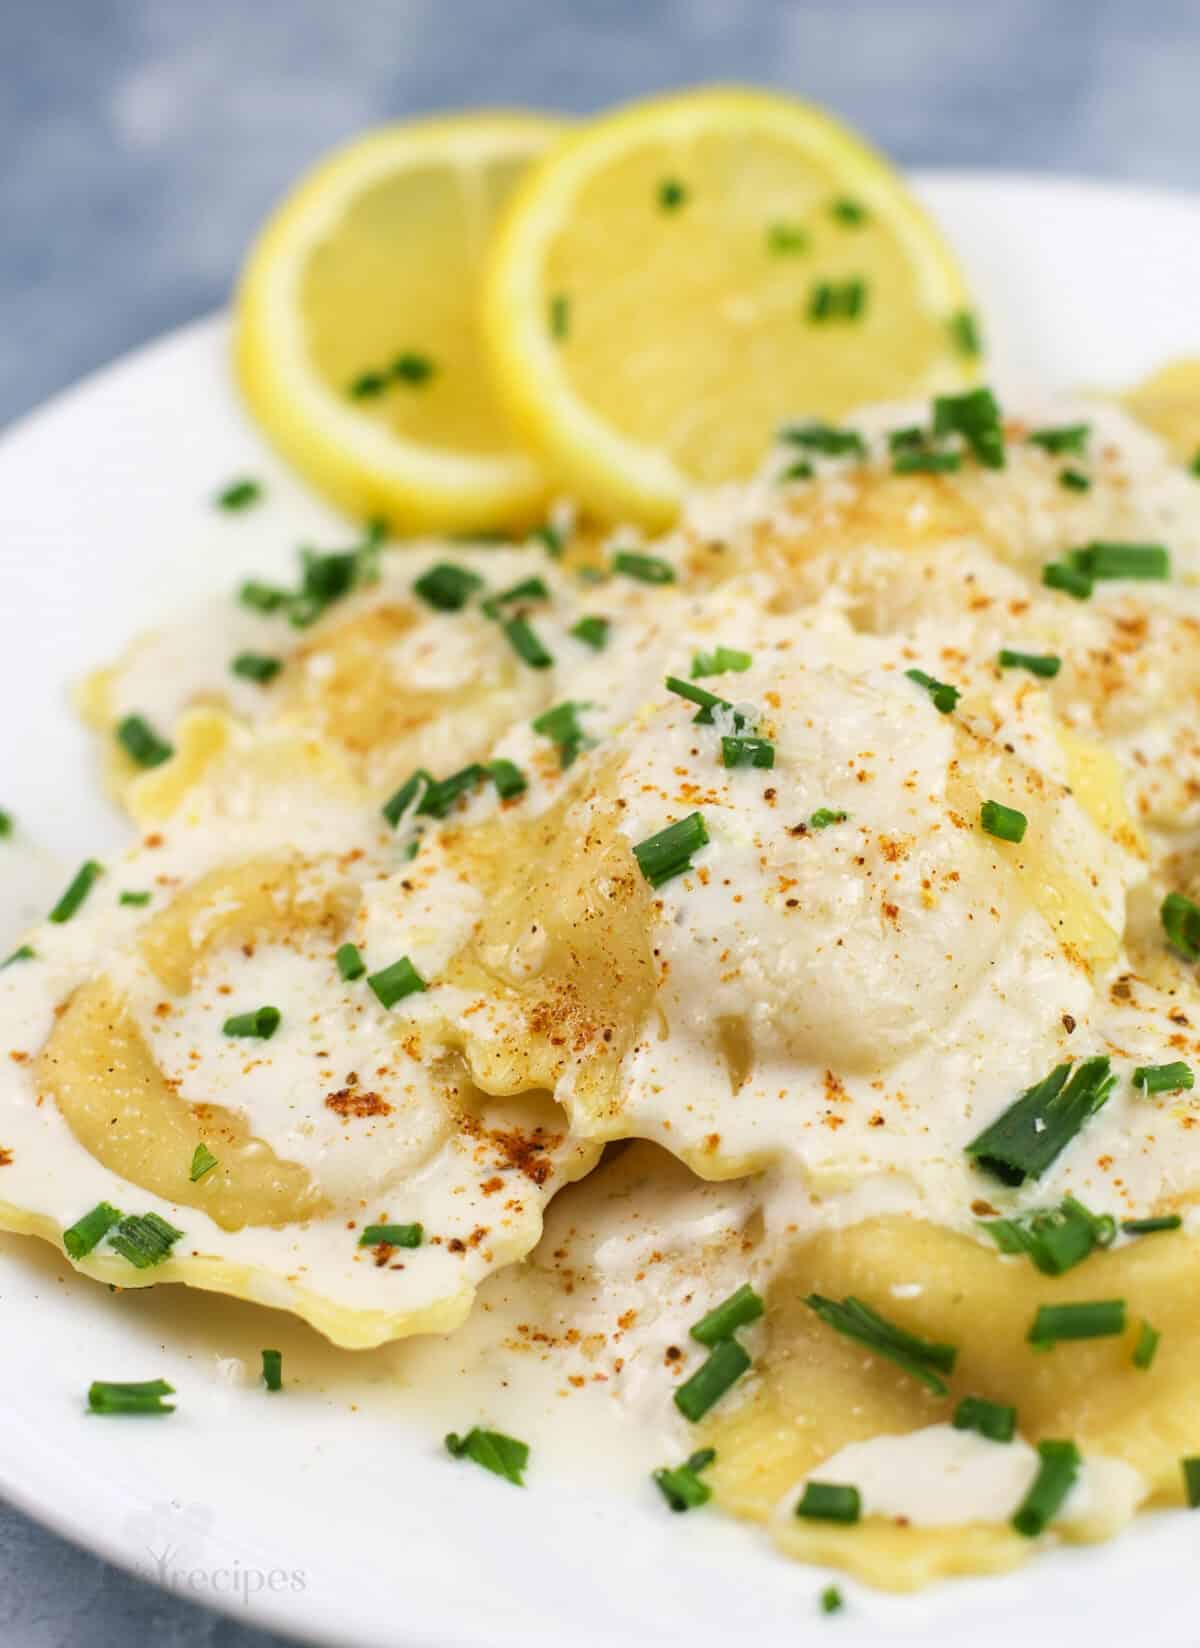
[{"x1": 2, "y1": 1, "x2": 1197, "y2": 1643}]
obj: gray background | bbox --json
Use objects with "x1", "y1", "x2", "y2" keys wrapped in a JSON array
[{"x1": 1, "y1": 0, "x2": 1196, "y2": 1642}]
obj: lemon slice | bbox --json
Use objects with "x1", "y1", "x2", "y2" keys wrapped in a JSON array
[
  {"x1": 482, "y1": 87, "x2": 976, "y2": 526},
  {"x1": 1122, "y1": 358, "x2": 1200, "y2": 461},
  {"x1": 235, "y1": 111, "x2": 566, "y2": 532}
]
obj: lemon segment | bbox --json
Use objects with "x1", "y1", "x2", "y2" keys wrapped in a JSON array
[
  {"x1": 483, "y1": 87, "x2": 976, "y2": 526},
  {"x1": 235, "y1": 112, "x2": 566, "y2": 532}
]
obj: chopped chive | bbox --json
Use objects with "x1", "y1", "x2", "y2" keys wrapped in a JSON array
[
  {"x1": 795, "y1": 1482, "x2": 861, "y2": 1524},
  {"x1": 966, "y1": 1056, "x2": 1116, "y2": 1184},
  {"x1": 998, "y1": 649, "x2": 1061, "y2": 678},
  {"x1": 367, "y1": 956, "x2": 425, "y2": 1010},
  {"x1": 633, "y1": 812, "x2": 710, "y2": 889},
  {"x1": 119, "y1": 890, "x2": 152, "y2": 907},
  {"x1": 1122, "y1": 1214, "x2": 1182, "y2": 1236},
  {"x1": 418, "y1": 764, "x2": 488, "y2": 819},
  {"x1": 261, "y1": 1349, "x2": 283, "y2": 1391},
  {"x1": 485, "y1": 759, "x2": 527, "y2": 803},
  {"x1": 222, "y1": 1005, "x2": 280, "y2": 1040},
  {"x1": 109, "y1": 1211, "x2": 183, "y2": 1269},
  {"x1": 657, "y1": 178, "x2": 687, "y2": 211},
  {"x1": 1028, "y1": 1299, "x2": 1126, "y2": 1348},
  {"x1": 216, "y1": 478, "x2": 261, "y2": 511},
  {"x1": 1, "y1": 944, "x2": 34, "y2": 969},
  {"x1": 933, "y1": 387, "x2": 1006, "y2": 468},
  {"x1": 805, "y1": 1294, "x2": 956, "y2": 1394},
  {"x1": 652, "y1": 1448, "x2": 716, "y2": 1512},
  {"x1": 530, "y1": 521, "x2": 565, "y2": 558},
  {"x1": 665, "y1": 674, "x2": 740, "y2": 725},
  {"x1": 49, "y1": 860, "x2": 103, "y2": 924},
  {"x1": 892, "y1": 448, "x2": 962, "y2": 475},
  {"x1": 807, "y1": 278, "x2": 867, "y2": 322},
  {"x1": 445, "y1": 1426, "x2": 529, "y2": 1486},
  {"x1": 335, "y1": 942, "x2": 366, "y2": 981},
  {"x1": 1161, "y1": 891, "x2": 1200, "y2": 960},
  {"x1": 830, "y1": 196, "x2": 867, "y2": 226},
  {"x1": 722, "y1": 735, "x2": 774, "y2": 769},
  {"x1": 952, "y1": 1395, "x2": 1017, "y2": 1443},
  {"x1": 690, "y1": 1283, "x2": 764, "y2": 1347},
  {"x1": 481, "y1": 576, "x2": 551, "y2": 617},
  {"x1": 889, "y1": 425, "x2": 926, "y2": 452},
  {"x1": 500, "y1": 614, "x2": 554, "y2": 669},
  {"x1": 189, "y1": 1144, "x2": 218, "y2": 1183},
  {"x1": 391, "y1": 352, "x2": 434, "y2": 385},
  {"x1": 1043, "y1": 561, "x2": 1093, "y2": 599},
  {"x1": 949, "y1": 308, "x2": 982, "y2": 358},
  {"x1": 691, "y1": 645, "x2": 752, "y2": 678},
  {"x1": 1068, "y1": 541, "x2": 1170, "y2": 581},
  {"x1": 1028, "y1": 424, "x2": 1090, "y2": 456},
  {"x1": 350, "y1": 370, "x2": 387, "y2": 399},
  {"x1": 1133, "y1": 1320, "x2": 1160, "y2": 1371},
  {"x1": 1184, "y1": 1458, "x2": 1200, "y2": 1507},
  {"x1": 532, "y1": 701, "x2": 591, "y2": 769},
  {"x1": 613, "y1": 550, "x2": 676, "y2": 585},
  {"x1": 810, "y1": 808, "x2": 849, "y2": 829},
  {"x1": 1191, "y1": 450, "x2": 1200, "y2": 478},
  {"x1": 674, "y1": 1338, "x2": 751, "y2": 1422},
  {"x1": 382, "y1": 768, "x2": 431, "y2": 827},
  {"x1": 238, "y1": 579, "x2": 290, "y2": 613},
  {"x1": 116, "y1": 714, "x2": 173, "y2": 769},
  {"x1": 982, "y1": 1196, "x2": 1115, "y2": 1276},
  {"x1": 1133, "y1": 1061, "x2": 1194, "y2": 1094},
  {"x1": 549, "y1": 293, "x2": 569, "y2": 340},
  {"x1": 778, "y1": 422, "x2": 867, "y2": 459},
  {"x1": 1059, "y1": 467, "x2": 1091, "y2": 492},
  {"x1": 0, "y1": 809, "x2": 10, "y2": 838},
  {"x1": 63, "y1": 1201, "x2": 122, "y2": 1260},
  {"x1": 570, "y1": 615, "x2": 610, "y2": 650},
  {"x1": 820, "y1": 1587, "x2": 845, "y2": 1616},
  {"x1": 1012, "y1": 1440, "x2": 1080, "y2": 1537},
  {"x1": 231, "y1": 651, "x2": 283, "y2": 684},
  {"x1": 88, "y1": 1379, "x2": 175, "y2": 1416},
  {"x1": 412, "y1": 562, "x2": 484, "y2": 612},
  {"x1": 779, "y1": 458, "x2": 815, "y2": 481},
  {"x1": 904, "y1": 667, "x2": 960, "y2": 714},
  {"x1": 359, "y1": 1222, "x2": 423, "y2": 1248},
  {"x1": 980, "y1": 799, "x2": 1028, "y2": 843},
  {"x1": 766, "y1": 222, "x2": 809, "y2": 255}
]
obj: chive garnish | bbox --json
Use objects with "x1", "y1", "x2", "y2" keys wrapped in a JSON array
[
  {"x1": 116, "y1": 714, "x2": 173, "y2": 769},
  {"x1": 766, "y1": 222, "x2": 809, "y2": 255},
  {"x1": 998, "y1": 649, "x2": 1061, "y2": 678},
  {"x1": 0, "y1": 809, "x2": 10, "y2": 838},
  {"x1": 1133, "y1": 1321, "x2": 1160, "y2": 1371},
  {"x1": 481, "y1": 576, "x2": 551, "y2": 617},
  {"x1": 189, "y1": 1144, "x2": 218, "y2": 1183},
  {"x1": 49, "y1": 860, "x2": 103, "y2": 924},
  {"x1": 392, "y1": 352, "x2": 434, "y2": 385},
  {"x1": 1122, "y1": 1214, "x2": 1182, "y2": 1236},
  {"x1": 779, "y1": 458, "x2": 814, "y2": 481},
  {"x1": 222, "y1": 1005, "x2": 280, "y2": 1040},
  {"x1": 1028, "y1": 424, "x2": 1089, "y2": 456},
  {"x1": 795, "y1": 1482, "x2": 861, "y2": 1523},
  {"x1": 952, "y1": 1395, "x2": 1017, "y2": 1443},
  {"x1": 658, "y1": 178, "x2": 687, "y2": 211},
  {"x1": 949, "y1": 309, "x2": 982, "y2": 358},
  {"x1": 119, "y1": 890, "x2": 152, "y2": 907},
  {"x1": 500, "y1": 614, "x2": 554, "y2": 669},
  {"x1": 1012, "y1": 1440, "x2": 1080, "y2": 1537},
  {"x1": 570, "y1": 615, "x2": 610, "y2": 650},
  {"x1": 966, "y1": 1056, "x2": 1116, "y2": 1185},
  {"x1": 350, "y1": 370, "x2": 387, "y2": 399},
  {"x1": 359, "y1": 1222, "x2": 423, "y2": 1248},
  {"x1": 367, "y1": 956, "x2": 425, "y2": 1009},
  {"x1": 982, "y1": 1196, "x2": 1115, "y2": 1276},
  {"x1": 674, "y1": 1338, "x2": 751, "y2": 1422},
  {"x1": 807, "y1": 278, "x2": 867, "y2": 322},
  {"x1": 904, "y1": 668, "x2": 960, "y2": 714},
  {"x1": 1059, "y1": 468, "x2": 1091, "y2": 492},
  {"x1": 336, "y1": 942, "x2": 365, "y2": 981},
  {"x1": 932, "y1": 387, "x2": 1006, "y2": 468},
  {"x1": 690, "y1": 1283, "x2": 764, "y2": 1347},
  {"x1": 831, "y1": 196, "x2": 867, "y2": 225},
  {"x1": 778, "y1": 422, "x2": 866, "y2": 458},
  {"x1": 446, "y1": 1427, "x2": 529, "y2": 1485},
  {"x1": 810, "y1": 808, "x2": 849, "y2": 828},
  {"x1": 231, "y1": 652, "x2": 283, "y2": 684},
  {"x1": 1043, "y1": 561, "x2": 1093, "y2": 599},
  {"x1": 652, "y1": 1448, "x2": 716, "y2": 1512},
  {"x1": 417, "y1": 764, "x2": 487, "y2": 820},
  {"x1": 633, "y1": 812, "x2": 710, "y2": 889},
  {"x1": 413, "y1": 562, "x2": 484, "y2": 612},
  {"x1": 1, "y1": 944, "x2": 34, "y2": 969},
  {"x1": 63, "y1": 1201, "x2": 122, "y2": 1260},
  {"x1": 549, "y1": 294, "x2": 570, "y2": 340},
  {"x1": 1160, "y1": 891, "x2": 1200, "y2": 960},
  {"x1": 239, "y1": 579, "x2": 291, "y2": 614},
  {"x1": 261, "y1": 1349, "x2": 283, "y2": 1392},
  {"x1": 1028, "y1": 1299, "x2": 1126, "y2": 1348},
  {"x1": 88, "y1": 1379, "x2": 175, "y2": 1416},
  {"x1": 665, "y1": 674, "x2": 743, "y2": 726},
  {"x1": 805, "y1": 1294, "x2": 956, "y2": 1394},
  {"x1": 532, "y1": 701, "x2": 591, "y2": 769},
  {"x1": 381, "y1": 769, "x2": 430, "y2": 827},
  {"x1": 892, "y1": 448, "x2": 961, "y2": 475},
  {"x1": 691, "y1": 645, "x2": 752, "y2": 678},
  {"x1": 1133, "y1": 1061, "x2": 1194, "y2": 1094},
  {"x1": 613, "y1": 550, "x2": 676, "y2": 585},
  {"x1": 487, "y1": 759, "x2": 528, "y2": 801},
  {"x1": 109, "y1": 1211, "x2": 183, "y2": 1269},
  {"x1": 530, "y1": 521, "x2": 565, "y2": 557},
  {"x1": 216, "y1": 478, "x2": 261, "y2": 511},
  {"x1": 980, "y1": 799, "x2": 1028, "y2": 843},
  {"x1": 1184, "y1": 1458, "x2": 1200, "y2": 1507},
  {"x1": 1069, "y1": 541, "x2": 1170, "y2": 581},
  {"x1": 820, "y1": 1587, "x2": 844, "y2": 1616},
  {"x1": 722, "y1": 735, "x2": 774, "y2": 769}
]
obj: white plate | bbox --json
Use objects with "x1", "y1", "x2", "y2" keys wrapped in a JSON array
[{"x1": 2, "y1": 172, "x2": 1199, "y2": 1648}]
